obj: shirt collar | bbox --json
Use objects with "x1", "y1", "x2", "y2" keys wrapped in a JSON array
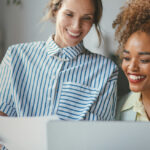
[
  {"x1": 121, "y1": 92, "x2": 149, "y2": 121},
  {"x1": 121, "y1": 92, "x2": 141, "y2": 111},
  {"x1": 133, "y1": 96, "x2": 146, "y2": 115},
  {"x1": 46, "y1": 35, "x2": 85, "y2": 59}
]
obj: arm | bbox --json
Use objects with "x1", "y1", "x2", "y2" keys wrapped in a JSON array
[
  {"x1": 0, "y1": 47, "x2": 17, "y2": 116},
  {"x1": 0, "y1": 111, "x2": 7, "y2": 116},
  {"x1": 85, "y1": 64, "x2": 118, "y2": 121}
]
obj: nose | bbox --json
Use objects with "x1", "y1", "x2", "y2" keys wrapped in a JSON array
[
  {"x1": 128, "y1": 59, "x2": 139, "y2": 72},
  {"x1": 72, "y1": 18, "x2": 81, "y2": 30}
]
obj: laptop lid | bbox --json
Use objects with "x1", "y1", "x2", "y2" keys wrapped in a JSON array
[
  {"x1": 46, "y1": 121, "x2": 150, "y2": 150},
  {"x1": 0, "y1": 117, "x2": 150, "y2": 150}
]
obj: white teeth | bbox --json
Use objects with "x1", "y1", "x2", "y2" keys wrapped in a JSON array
[
  {"x1": 129, "y1": 75, "x2": 145, "y2": 80},
  {"x1": 68, "y1": 30, "x2": 80, "y2": 37}
]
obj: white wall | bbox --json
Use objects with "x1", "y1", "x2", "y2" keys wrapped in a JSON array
[
  {"x1": 0, "y1": 0, "x2": 4, "y2": 61},
  {"x1": 0, "y1": 0, "x2": 126, "y2": 61},
  {"x1": 1, "y1": 0, "x2": 54, "y2": 49},
  {"x1": 84, "y1": 0, "x2": 126, "y2": 55}
]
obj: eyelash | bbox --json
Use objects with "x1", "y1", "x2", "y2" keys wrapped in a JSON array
[
  {"x1": 66, "y1": 13, "x2": 73, "y2": 17},
  {"x1": 122, "y1": 57, "x2": 130, "y2": 61},
  {"x1": 65, "y1": 13, "x2": 92, "y2": 21},
  {"x1": 140, "y1": 59, "x2": 150, "y2": 63},
  {"x1": 82, "y1": 17, "x2": 92, "y2": 20},
  {"x1": 123, "y1": 57, "x2": 150, "y2": 63}
]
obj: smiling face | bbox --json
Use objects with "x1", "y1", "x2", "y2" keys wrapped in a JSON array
[
  {"x1": 54, "y1": 0, "x2": 95, "y2": 48},
  {"x1": 122, "y1": 31, "x2": 150, "y2": 92}
]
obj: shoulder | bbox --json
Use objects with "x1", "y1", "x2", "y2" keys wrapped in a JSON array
[
  {"x1": 3, "y1": 41, "x2": 46, "y2": 66},
  {"x1": 93, "y1": 53, "x2": 118, "y2": 79},
  {"x1": 84, "y1": 50, "x2": 118, "y2": 71},
  {"x1": 8, "y1": 41, "x2": 46, "y2": 55}
]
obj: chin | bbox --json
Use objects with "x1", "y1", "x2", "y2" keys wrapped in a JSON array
[{"x1": 129, "y1": 86, "x2": 142, "y2": 93}]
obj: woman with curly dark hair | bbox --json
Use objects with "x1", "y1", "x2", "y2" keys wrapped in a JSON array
[{"x1": 113, "y1": 0, "x2": 150, "y2": 121}]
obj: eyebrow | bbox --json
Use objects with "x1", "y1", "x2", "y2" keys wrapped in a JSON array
[
  {"x1": 138, "y1": 52, "x2": 150, "y2": 55},
  {"x1": 123, "y1": 49, "x2": 150, "y2": 55}
]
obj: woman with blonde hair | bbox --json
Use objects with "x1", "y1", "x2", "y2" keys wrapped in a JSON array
[{"x1": 0, "y1": 0, "x2": 118, "y2": 120}]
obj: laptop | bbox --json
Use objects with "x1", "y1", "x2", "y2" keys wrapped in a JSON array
[{"x1": 0, "y1": 117, "x2": 150, "y2": 150}]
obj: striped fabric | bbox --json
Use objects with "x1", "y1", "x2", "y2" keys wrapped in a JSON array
[{"x1": 0, "y1": 35, "x2": 118, "y2": 120}]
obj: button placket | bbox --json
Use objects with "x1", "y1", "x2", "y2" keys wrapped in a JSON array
[{"x1": 49, "y1": 58, "x2": 64, "y2": 115}]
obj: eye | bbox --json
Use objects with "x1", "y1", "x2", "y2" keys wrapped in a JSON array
[
  {"x1": 82, "y1": 16, "x2": 93, "y2": 21},
  {"x1": 66, "y1": 13, "x2": 73, "y2": 17},
  {"x1": 140, "y1": 59, "x2": 150, "y2": 63},
  {"x1": 122, "y1": 57, "x2": 130, "y2": 61}
]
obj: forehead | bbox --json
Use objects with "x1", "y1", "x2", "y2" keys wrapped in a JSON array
[
  {"x1": 125, "y1": 32, "x2": 150, "y2": 54},
  {"x1": 60, "y1": 0, "x2": 95, "y2": 13}
]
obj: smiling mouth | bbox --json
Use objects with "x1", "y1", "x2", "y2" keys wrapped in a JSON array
[
  {"x1": 67, "y1": 30, "x2": 81, "y2": 37},
  {"x1": 128, "y1": 74, "x2": 146, "y2": 83}
]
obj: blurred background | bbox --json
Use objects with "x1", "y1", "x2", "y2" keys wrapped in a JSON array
[
  {"x1": 0, "y1": 0, "x2": 127, "y2": 60},
  {"x1": 0, "y1": 0, "x2": 129, "y2": 97}
]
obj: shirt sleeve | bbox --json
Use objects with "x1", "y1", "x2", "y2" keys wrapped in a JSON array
[
  {"x1": 84, "y1": 65, "x2": 118, "y2": 121},
  {"x1": 0, "y1": 47, "x2": 17, "y2": 116}
]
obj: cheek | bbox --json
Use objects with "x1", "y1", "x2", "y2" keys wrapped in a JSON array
[
  {"x1": 82, "y1": 22, "x2": 93, "y2": 33},
  {"x1": 86, "y1": 21, "x2": 93, "y2": 27},
  {"x1": 61, "y1": 16, "x2": 69, "y2": 23},
  {"x1": 56, "y1": 15, "x2": 69, "y2": 26},
  {"x1": 121, "y1": 61, "x2": 127, "y2": 73},
  {"x1": 56, "y1": 19, "x2": 68, "y2": 33},
  {"x1": 141, "y1": 64, "x2": 150, "y2": 75}
]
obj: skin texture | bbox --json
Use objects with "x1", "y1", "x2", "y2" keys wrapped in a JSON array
[
  {"x1": 122, "y1": 31, "x2": 150, "y2": 118},
  {"x1": 54, "y1": 0, "x2": 95, "y2": 48}
]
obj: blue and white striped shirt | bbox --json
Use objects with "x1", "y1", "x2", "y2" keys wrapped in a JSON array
[{"x1": 0, "y1": 35, "x2": 118, "y2": 120}]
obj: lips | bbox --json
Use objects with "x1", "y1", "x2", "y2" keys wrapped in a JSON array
[
  {"x1": 128, "y1": 74, "x2": 146, "y2": 83},
  {"x1": 67, "y1": 30, "x2": 81, "y2": 38}
]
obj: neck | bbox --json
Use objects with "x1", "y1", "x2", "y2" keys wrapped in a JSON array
[{"x1": 142, "y1": 91, "x2": 150, "y2": 103}]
